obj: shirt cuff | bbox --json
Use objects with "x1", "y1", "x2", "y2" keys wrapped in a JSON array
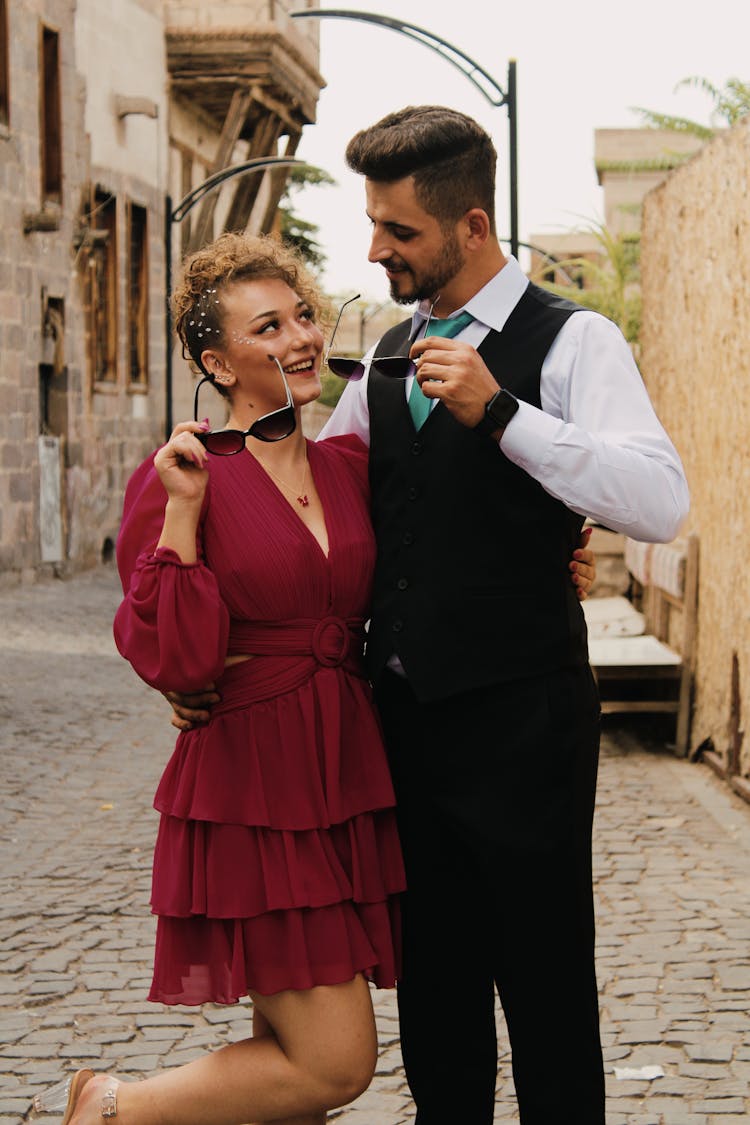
[{"x1": 498, "y1": 399, "x2": 560, "y2": 474}]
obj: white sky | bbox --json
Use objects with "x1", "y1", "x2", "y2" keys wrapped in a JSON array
[{"x1": 292, "y1": 0, "x2": 750, "y2": 299}]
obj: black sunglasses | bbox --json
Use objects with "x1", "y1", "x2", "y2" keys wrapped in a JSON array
[
  {"x1": 193, "y1": 356, "x2": 296, "y2": 455},
  {"x1": 325, "y1": 295, "x2": 437, "y2": 381}
]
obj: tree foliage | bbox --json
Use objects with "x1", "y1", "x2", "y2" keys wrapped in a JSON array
[
  {"x1": 632, "y1": 75, "x2": 750, "y2": 137},
  {"x1": 278, "y1": 165, "x2": 336, "y2": 271},
  {"x1": 532, "y1": 221, "x2": 642, "y2": 348}
]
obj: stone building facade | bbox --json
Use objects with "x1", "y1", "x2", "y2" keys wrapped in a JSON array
[
  {"x1": 640, "y1": 116, "x2": 750, "y2": 788},
  {"x1": 0, "y1": 0, "x2": 322, "y2": 583},
  {"x1": 529, "y1": 128, "x2": 704, "y2": 285}
]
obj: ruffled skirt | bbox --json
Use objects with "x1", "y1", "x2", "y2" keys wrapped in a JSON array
[{"x1": 149, "y1": 657, "x2": 405, "y2": 1004}]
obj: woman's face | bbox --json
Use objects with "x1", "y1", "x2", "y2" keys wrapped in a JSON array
[{"x1": 201, "y1": 277, "x2": 325, "y2": 415}]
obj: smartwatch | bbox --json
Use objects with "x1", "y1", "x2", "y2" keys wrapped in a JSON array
[{"x1": 474, "y1": 388, "x2": 519, "y2": 438}]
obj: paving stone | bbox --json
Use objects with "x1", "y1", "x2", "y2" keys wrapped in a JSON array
[
  {"x1": 717, "y1": 966, "x2": 750, "y2": 990},
  {"x1": 661, "y1": 1116, "x2": 707, "y2": 1124},
  {"x1": 3, "y1": 571, "x2": 750, "y2": 1124},
  {"x1": 616, "y1": 1021, "x2": 669, "y2": 1044},
  {"x1": 693, "y1": 1098, "x2": 747, "y2": 1113},
  {"x1": 611, "y1": 977, "x2": 660, "y2": 995},
  {"x1": 685, "y1": 1042, "x2": 736, "y2": 1063},
  {"x1": 134, "y1": 1013, "x2": 197, "y2": 1028}
]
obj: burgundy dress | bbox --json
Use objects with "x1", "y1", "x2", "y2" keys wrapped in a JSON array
[{"x1": 114, "y1": 435, "x2": 405, "y2": 1004}]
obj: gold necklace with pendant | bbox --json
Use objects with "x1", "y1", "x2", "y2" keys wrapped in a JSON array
[{"x1": 258, "y1": 446, "x2": 309, "y2": 507}]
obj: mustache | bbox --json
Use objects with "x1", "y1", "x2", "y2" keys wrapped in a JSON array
[{"x1": 382, "y1": 257, "x2": 410, "y2": 272}]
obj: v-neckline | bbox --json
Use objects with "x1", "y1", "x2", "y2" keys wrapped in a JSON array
[{"x1": 249, "y1": 441, "x2": 331, "y2": 561}]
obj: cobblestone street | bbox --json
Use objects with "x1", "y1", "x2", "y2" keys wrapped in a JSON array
[{"x1": 1, "y1": 567, "x2": 749, "y2": 1124}]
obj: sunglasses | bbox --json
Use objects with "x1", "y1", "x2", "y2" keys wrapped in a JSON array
[
  {"x1": 325, "y1": 295, "x2": 437, "y2": 381},
  {"x1": 193, "y1": 356, "x2": 297, "y2": 454}
]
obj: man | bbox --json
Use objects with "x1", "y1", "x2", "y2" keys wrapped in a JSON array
[
  {"x1": 315, "y1": 106, "x2": 688, "y2": 1124},
  {"x1": 169, "y1": 107, "x2": 687, "y2": 1122}
]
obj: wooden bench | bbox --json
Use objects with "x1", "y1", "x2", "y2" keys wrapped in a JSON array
[{"x1": 583, "y1": 533, "x2": 699, "y2": 757}]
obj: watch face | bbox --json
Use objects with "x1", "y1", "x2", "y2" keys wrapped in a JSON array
[{"x1": 488, "y1": 389, "x2": 519, "y2": 427}]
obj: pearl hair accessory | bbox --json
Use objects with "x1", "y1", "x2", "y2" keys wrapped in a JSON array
[{"x1": 191, "y1": 288, "x2": 221, "y2": 339}]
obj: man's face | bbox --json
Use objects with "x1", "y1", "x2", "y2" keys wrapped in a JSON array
[{"x1": 365, "y1": 176, "x2": 464, "y2": 305}]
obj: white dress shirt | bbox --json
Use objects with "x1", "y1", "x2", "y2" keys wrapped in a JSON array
[{"x1": 318, "y1": 257, "x2": 689, "y2": 542}]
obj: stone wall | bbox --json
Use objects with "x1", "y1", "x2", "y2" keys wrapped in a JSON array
[
  {"x1": 0, "y1": 0, "x2": 88, "y2": 580},
  {"x1": 1, "y1": 0, "x2": 321, "y2": 584},
  {"x1": 0, "y1": 0, "x2": 168, "y2": 584},
  {"x1": 640, "y1": 117, "x2": 750, "y2": 776}
]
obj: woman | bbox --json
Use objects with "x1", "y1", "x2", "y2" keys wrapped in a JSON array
[{"x1": 35, "y1": 233, "x2": 594, "y2": 1125}]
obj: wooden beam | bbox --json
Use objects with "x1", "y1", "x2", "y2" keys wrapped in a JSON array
[
  {"x1": 256, "y1": 130, "x2": 301, "y2": 236},
  {"x1": 248, "y1": 83, "x2": 301, "y2": 136},
  {"x1": 223, "y1": 111, "x2": 283, "y2": 234},
  {"x1": 188, "y1": 87, "x2": 253, "y2": 252}
]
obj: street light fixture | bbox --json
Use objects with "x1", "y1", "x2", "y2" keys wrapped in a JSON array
[
  {"x1": 290, "y1": 8, "x2": 518, "y2": 259},
  {"x1": 164, "y1": 156, "x2": 314, "y2": 439}
]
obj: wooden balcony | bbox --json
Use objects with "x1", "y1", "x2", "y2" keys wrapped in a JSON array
[{"x1": 164, "y1": 3, "x2": 325, "y2": 248}]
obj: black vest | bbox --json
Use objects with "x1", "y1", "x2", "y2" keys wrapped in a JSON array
[{"x1": 366, "y1": 282, "x2": 589, "y2": 701}]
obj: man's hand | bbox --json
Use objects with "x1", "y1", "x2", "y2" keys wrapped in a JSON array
[
  {"x1": 164, "y1": 684, "x2": 220, "y2": 731},
  {"x1": 570, "y1": 527, "x2": 595, "y2": 601},
  {"x1": 409, "y1": 336, "x2": 498, "y2": 429}
]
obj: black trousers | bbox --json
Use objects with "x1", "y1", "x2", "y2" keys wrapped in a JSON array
[{"x1": 374, "y1": 665, "x2": 605, "y2": 1125}]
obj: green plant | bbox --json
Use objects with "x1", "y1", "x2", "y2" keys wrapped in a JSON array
[
  {"x1": 532, "y1": 221, "x2": 642, "y2": 346},
  {"x1": 318, "y1": 370, "x2": 347, "y2": 409},
  {"x1": 278, "y1": 165, "x2": 336, "y2": 270},
  {"x1": 632, "y1": 75, "x2": 750, "y2": 137}
]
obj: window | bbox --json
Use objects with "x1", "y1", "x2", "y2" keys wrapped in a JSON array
[
  {"x1": 88, "y1": 189, "x2": 118, "y2": 383},
  {"x1": 0, "y1": 0, "x2": 9, "y2": 129},
  {"x1": 127, "y1": 202, "x2": 149, "y2": 385},
  {"x1": 40, "y1": 25, "x2": 62, "y2": 201}
]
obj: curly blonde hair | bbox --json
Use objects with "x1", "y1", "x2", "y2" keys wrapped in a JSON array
[{"x1": 172, "y1": 232, "x2": 329, "y2": 379}]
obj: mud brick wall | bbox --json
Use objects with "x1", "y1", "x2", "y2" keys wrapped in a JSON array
[{"x1": 640, "y1": 117, "x2": 750, "y2": 776}]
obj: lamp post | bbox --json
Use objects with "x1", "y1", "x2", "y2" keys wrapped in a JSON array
[
  {"x1": 164, "y1": 156, "x2": 312, "y2": 439},
  {"x1": 290, "y1": 8, "x2": 518, "y2": 259}
]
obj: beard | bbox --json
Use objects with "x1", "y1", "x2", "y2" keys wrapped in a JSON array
[{"x1": 388, "y1": 229, "x2": 464, "y2": 305}]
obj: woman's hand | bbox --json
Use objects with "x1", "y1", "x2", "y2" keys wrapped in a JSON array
[
  {"x1": 570, "y1": 526, "x2": 596, "y2": 601},
  {"x1": 153, "y1": 422, "x2": 211, "y2": 564},
  {"x1": 154, "y1": 421, "x2": 210, "y2": 506}
]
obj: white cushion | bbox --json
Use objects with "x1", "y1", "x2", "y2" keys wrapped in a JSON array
[
  {"x1": 583, "y1": 596, "x2": 646, "y2": 638},
  {"x1": 588, "y1": 634, "x2": 681, "y2": 667}
]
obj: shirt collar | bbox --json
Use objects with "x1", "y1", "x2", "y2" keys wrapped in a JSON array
[{"x1": 410, "y1": 256, "x2": 529, "y2": 333}]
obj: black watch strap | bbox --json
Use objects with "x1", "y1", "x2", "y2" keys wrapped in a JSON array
[{"x1": 474, "y1": 388, "x2": 519, "y2": 438}]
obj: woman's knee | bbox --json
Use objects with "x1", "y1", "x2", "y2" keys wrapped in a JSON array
[
  {"x1": 317, "y1": 1047, "x2": 376, "y2": 1108},
  {"x1": 251, "y1": 975, "x2": 377, "y2": 1109},
  {"x1": 311, "y1": 1013, "x2": 377, "y2": 1107}
]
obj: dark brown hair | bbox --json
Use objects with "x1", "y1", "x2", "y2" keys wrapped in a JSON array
[{"x1": 345, "y1": 105, "x2": 497, "y2": 232}]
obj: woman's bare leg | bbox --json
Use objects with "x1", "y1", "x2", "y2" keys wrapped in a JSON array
[
  {"x1": 250, "y1": 1007, "x2": 326, "y2": 1125},
  {"x1": 69, "y1": 975, "x2": 375, "y2": 1125}
]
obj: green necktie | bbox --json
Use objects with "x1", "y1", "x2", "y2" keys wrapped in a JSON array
[{"x1": 408, "y1": 310, "x2": 475, "y2": 429}]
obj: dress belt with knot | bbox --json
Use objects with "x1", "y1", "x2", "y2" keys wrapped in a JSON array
[{"x1": 212, "y1": 616, "x2": 369, "y2": 714}]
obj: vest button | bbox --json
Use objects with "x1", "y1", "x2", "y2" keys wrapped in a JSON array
[
  {"x1": 407, "y1": 486, "x2": 418, "y2": 501},
  {"x1": 402, "y1": 531, "x2": 414, "y2": 546},
  {"x1": 392, "y1": 619, "x2": 404, "y2": 633},
  {"x1": 411, "y1": 441, "x2": 423, "y2": 455},
  {"x1": 397, "y1": 577, "x2": 409, "y2": 590}
]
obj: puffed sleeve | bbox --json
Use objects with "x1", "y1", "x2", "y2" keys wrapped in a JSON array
[{"x1": 113, "y1": 455, "x2": 230, "y2": 692}]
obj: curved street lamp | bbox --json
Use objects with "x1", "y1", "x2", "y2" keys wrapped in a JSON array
[
  {"x1": 164, "y1": 156, "x2": 315, "y2": 438},
  {"x1": 291, "y1": 8, "x2": 518, "y2": 258}
]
